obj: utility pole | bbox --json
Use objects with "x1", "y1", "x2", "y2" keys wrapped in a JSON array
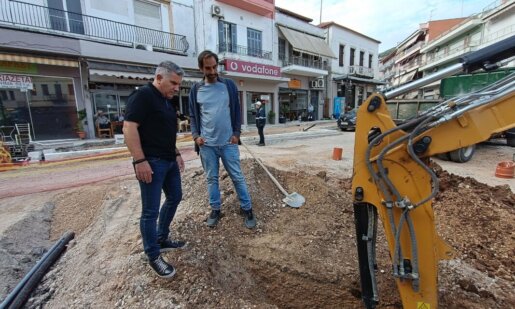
[{"x1": 319, "y1": 0, "x2": 323, "y2": 24}]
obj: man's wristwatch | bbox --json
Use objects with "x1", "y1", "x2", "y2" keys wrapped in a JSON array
[{"x1": 132, "y1": 158, "x2": 147, "y2": 166}]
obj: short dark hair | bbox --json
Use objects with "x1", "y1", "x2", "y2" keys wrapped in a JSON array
[{"x1": 197, "y1": 50, "x2": 218, "y2": 69}]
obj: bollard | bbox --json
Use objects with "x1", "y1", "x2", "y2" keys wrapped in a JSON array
[
  {"x1": 495, "y1": 161, "x2": 514, "y2": 178},
  {"x1": 332, "y1": 147, "x2": 343, "y2": 160}
]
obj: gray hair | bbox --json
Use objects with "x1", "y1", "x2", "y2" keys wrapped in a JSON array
[{"x1": 155, "y1": 61, "x2": 184, "y2": 77}]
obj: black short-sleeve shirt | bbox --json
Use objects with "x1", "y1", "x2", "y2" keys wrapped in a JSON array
[{"x1": 125, "y1": 83, "x2": 177, "y2": 160}]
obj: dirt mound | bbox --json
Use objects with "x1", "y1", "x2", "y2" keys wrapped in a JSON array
[{"x1": 5, "y1": 160, "x2": 513, "y2": 308}]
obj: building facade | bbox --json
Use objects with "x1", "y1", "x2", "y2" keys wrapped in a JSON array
[
  {"x1": 1, "y1": 0, "x2": 384, "y2": 141},
  {"x1": 320, "y1": 22, "x2": 381, "y2": 117}
]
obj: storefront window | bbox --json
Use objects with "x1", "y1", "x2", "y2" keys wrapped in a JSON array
[
  {"x1": 1, "y1": 76, "x2": 78, "y2": 140},
  {"x1": 246, "y1": 92, "x2": 273, "y2": 125},
  {"x1": 279, "y1": 88, "x2": 307, "y2": 121}
]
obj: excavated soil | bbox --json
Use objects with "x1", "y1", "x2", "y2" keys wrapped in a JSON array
[{"x1": 1, "y1": 159, "x2": 514, "y2": 308}]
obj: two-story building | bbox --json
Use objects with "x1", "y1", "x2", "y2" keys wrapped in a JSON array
[
  {"x1": 320, "y1": 21, "x2": 381, "y2": 117},
  {"x1": 0, "y1": 0, "x2": 196, "y2": 140}
]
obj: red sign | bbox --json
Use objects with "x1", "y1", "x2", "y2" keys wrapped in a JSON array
[{"x1": 224, "y1": 59, "x2": 280, "y2": 77}]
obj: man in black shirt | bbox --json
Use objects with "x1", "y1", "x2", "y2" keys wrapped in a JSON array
[{"x1": 123, "y1": 61, "x2": 186, "y2": 279}]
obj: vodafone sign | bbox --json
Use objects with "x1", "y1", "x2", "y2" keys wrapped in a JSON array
[{"x1": 224, "y1": 59, "x2": 280, "y2": 77}]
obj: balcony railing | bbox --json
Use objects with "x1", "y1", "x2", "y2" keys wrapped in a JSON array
[
  {"x1": 422, "y1": 41, "x2": 479, "y2": 67},
  {"x1": 281, "y1": 55, "x2": 328, "y2": 70},
  {"x1": 217, "y1": 44, "x2": 272, "y2": 60},
  {"x1": 349, "y1": 65, "x2": 374, "y2": 77},
  {"x1": 0, "y1": 0, "x2": 189, "y2": 54}
]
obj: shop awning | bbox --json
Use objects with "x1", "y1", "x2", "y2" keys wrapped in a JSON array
[
  {"x1": 399, "y1": 70, "x2": 417, "y2": 85},
  {"x1": 89, "y1": 69, "x2": 153, "y2": 80},
  {"x1": 278, "y1": 26, "x2": 336, "y2": 59},
  {"x1": 0, "y1": 53, "x2": 78, "y2": 67}
]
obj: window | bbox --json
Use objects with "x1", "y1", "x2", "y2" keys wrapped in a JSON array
[
  {"x1": 247, "y1": 28, "x2": 262, "y2": 57},
  {"x1": 0, "y1": 91, "x2": 7, "y2": 100},
  {"x1": 279, "y1": 38, "x2": 286, "y2": 60},
  {"x1": 68, "y1": 84, "x2": 75, "y2": 95},
  {"x1": 134, "y1": 0, "x2": 162, "y2": 30},
  {"x1": 55, "y1": 84, "x2": 63, "y2": 98},
  {"x1": 350, "y1": 48, "x2": 355, "y2": 66},
  {"x1": 339, "y1": 44, "x2": 345, "y2": 67},
  {"x1": 369, "y1": 54, "x2": 373, "y2": 68},
  {"x1": 9, "y1": 91, "x2": 15, "y2": 100},
  {"x1": 218, "y1": 20, "x2": 237, "y2": 53},
  {"x1": 42, "y1": 84, "x2": 49, "y2": 95},
  {"x1": 359, "y1": 51, "x2": 364, "y2": 66}
]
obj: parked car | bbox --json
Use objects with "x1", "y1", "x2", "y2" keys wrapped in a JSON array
[{"x1": 337, "y1": 108, "x2": 357, "y2": 131}]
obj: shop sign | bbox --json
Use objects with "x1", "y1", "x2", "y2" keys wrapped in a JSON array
[
  {"x1": 288, "y1": 79, "x2": 301, "y2": 89},
  {"x1": 224, "y1": 59, "x2": 280, "y2": 77},
  {"x1": 0, "y1": 61, "x2": 38, "y2": 74},
  {"x1": 0, "y1": 74, "x2": 33, "y2": 90}
]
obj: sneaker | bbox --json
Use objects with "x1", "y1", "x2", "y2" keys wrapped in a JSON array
[
  {"x1": 243, "y1": 209, "x2": 257, "y2": 229},
  {"x1": 207, "y1": 209, "x2": 221, "y2": 227},
  {"x1": 148, "y1": 255, "x2": 176, "y2": 279},
  {"x1": 257, "y1": 143, "x2": 265, "y2": 146},
  {"x1": 159, "y1": 239, "x2": 187, "y2": 253}
]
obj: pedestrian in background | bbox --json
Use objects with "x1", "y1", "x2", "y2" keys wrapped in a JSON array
[
  {"x1": 189, "y1": 50, "x2": 257, "y2": 229},
  {"x1": 123, "y1": 61, "x2": 186, "y2": 279},
  {"x1": 255, "y1": 101, "x2": 266, "y2": 146}
]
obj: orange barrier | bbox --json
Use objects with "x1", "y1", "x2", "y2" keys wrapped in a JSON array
[
  {"x1": 495, "y1": 161, "x2": 514, "y2": 178},
  {"x1": 332, "y1": 147, "x2": 343, "y2": 160}
]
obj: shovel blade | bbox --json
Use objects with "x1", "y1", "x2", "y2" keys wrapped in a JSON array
[{"x1": 283, "y1": 192, "x2": 305, "y2": 208}]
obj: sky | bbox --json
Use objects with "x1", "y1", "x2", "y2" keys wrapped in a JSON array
[{"x1": 274, "y1": 0, "x2": 493, "y2": 52}]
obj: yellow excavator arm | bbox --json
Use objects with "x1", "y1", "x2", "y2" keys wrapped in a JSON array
[{"x1": 352, "y1": 35, "x2": 515, "y2": 309}]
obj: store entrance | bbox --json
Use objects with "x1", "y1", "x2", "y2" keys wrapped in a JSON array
[
  {"x1": 0, "y1": 76, "x2": 79, "y2": 140},
  {"x1": 246, "y1": 92, "x2": 273, "y2": 125}
]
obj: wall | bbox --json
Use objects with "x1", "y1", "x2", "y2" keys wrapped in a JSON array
[
  {"x1": 327, "y1": 25, "x2": 379, "y2": 77},
  {"x1": 172, "y1": 0, "x2": 196, "y2": 56},
  {"x1": 194, "y1": 0, "x2": 275, "y2": 64}
]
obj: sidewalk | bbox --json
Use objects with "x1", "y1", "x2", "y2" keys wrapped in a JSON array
[{"x1": 26, "y1": 119, "x2": 338, "y2": 162}]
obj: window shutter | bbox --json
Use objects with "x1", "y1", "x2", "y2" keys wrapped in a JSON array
[{"x1": 230, "y1": 23, "x2": 237, "y2": 52}]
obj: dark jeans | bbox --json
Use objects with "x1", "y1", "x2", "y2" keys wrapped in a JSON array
[
  {"x1": 139, "y1": 157, "x2": 182, "y2": 260},
  {"x1": 257, "y1": 126, "x2": 265, "y2": 144}
]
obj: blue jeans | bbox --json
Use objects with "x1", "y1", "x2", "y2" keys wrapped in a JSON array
[
  {"x1": 139, "y1": 157, "x2": 182, "y2": 260},
  {"x1": 199, "y1": 144, "x2": 251, "y2": 211}
]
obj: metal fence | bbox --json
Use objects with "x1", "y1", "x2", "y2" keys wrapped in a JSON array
[
  {"x1": 0, "y1": 0, "x2": 189, "y2": 54},
  {"x1": 217, "y1": 44, "x2": 272, "y2": 60}
]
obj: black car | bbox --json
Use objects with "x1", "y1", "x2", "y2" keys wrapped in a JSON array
[{"x1": 337, "y1": 108, "x2": 357, "y2": 131}]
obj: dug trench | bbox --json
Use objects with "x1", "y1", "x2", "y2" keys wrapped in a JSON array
[{"x1": 1, "y1": 160, "x2": 513, "y2": 308}]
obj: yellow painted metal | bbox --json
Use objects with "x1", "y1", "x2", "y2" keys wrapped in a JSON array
[
  {"x1": 0, "y1": 142, "x2": 11, "y2": 164},
  {"x1": 352, "y1": 91, "x2": 514, "y2": 308}
]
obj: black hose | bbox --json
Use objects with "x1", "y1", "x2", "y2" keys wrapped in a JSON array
[{"x1": 0, "y1": 231, "x2": 75, "y2": 309}]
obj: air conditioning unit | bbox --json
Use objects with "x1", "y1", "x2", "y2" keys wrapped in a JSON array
[
  {"x1": 134, "y1": 43, "x2": 153, "y2": 51},
  {"x1": 310, "y1": 79, "x2": 325, "y2": 89},
  {"x1": 211, "y1": 4, "x2": 224, "y2": 18}
]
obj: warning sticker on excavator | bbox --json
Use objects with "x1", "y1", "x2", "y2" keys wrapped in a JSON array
[{"x1": 417, "y1": 302, "x2": 430, "y2": 309}]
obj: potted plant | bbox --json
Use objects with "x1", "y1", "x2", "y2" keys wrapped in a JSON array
[
  {"x1": 267, "y1": 110, "x2": 276, "y2": 124},
  {"x1": 75, "y1": 109, "x2": 87, "y2": 139},
  {"x1": 279, "y1": 104, "x2": 288, "y2": 123}
]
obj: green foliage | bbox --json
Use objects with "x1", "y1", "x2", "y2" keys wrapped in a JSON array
[
  {"x1": 267, "y1": 110, "x2": 276, "y2": 124},
  {"x1": 76, "y1": 109, "x2": 86, "y2": 131}
]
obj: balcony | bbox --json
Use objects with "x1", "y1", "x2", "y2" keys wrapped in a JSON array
[
  {"x1": 217, "y1": 44, "x2": 272, "y2": 60},
  {"x1": 280, "y1": 55, "x2": 329, "y2": 77},
  {"x1": 420, "y1": 41, "x2": 479, "y2": 70},
  {"x1": 0, "y1": 0, "x2": 189, "y2": 55},
  {"x1": 395, "y1": 41, "x2": 425, "y2": 64},
  {"x1": 349, "y1": 65, "x2": 374, "y2": 78},
  {"x1": 217, "y1": 0, "x2": 274, "y2": 18}
]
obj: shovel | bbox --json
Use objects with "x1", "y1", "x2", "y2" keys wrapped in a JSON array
[{"x1": 242, "y1": 143, "x2": 305, "y2": 208}]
